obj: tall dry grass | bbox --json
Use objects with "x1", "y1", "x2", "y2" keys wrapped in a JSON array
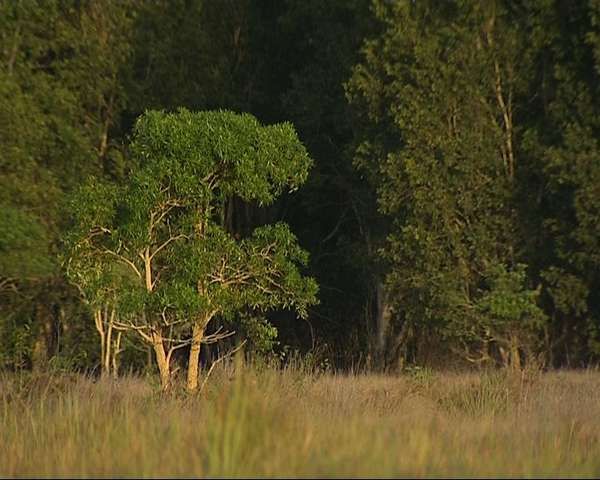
[{"x1": 1, "y1": 363, "x2": 599, "y2": 477}]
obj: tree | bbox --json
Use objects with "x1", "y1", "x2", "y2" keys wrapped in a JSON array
[
  {"x1": 67, "y1": 108, "x2": 318, "y2": 390},
  {"x1": 517, "y1": 0, "x2": 600, "y2": 365},
  {"x1": 347, "y1": 0, "x2": 547, "y2": 367},
  {"x1": 0, "y1": 0, "x2": 135, "y2": 369}
]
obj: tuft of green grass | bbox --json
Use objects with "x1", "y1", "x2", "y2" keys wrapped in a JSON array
[{"x1": 1, "y1": 365, "x2": 600, "y2": 477}]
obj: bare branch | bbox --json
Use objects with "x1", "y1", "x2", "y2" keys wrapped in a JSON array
[
  {"x1": 159, "y1": 314, "x2": 188, "y2": 328},
  {"x1": 199, "y1": 340, "x2": 247, "y2": 394},
  {"x1": 166, "y1": 340, "x2": 194, "y2": 365},
  {"x1": 113, "y1": 319, "x2": 153, "y2": 343},
  {"x1": 493, "y1": 59, "x2": 515, "y2": 179},
  {"x1": 102, "y1": 249, "x2": 142, "y2": 278},
  {"x1": 161, "y1": 335, "x2": 192, "y2": 345},
  {"x1": 149, "y1": 233, "x2": 187, "y2": 261},
  {"x1": 0, "y1": 277, "x2": 19, "y2": 294},
  {"x1": 203, "y1": 328, "x2": 236, "y2": 345},
  {"x1": 150, "y1": 199, "x2": 186, "y2": 234},
  {"x1": 321, "y1": 208, "x2": 349, "y2": 244}
]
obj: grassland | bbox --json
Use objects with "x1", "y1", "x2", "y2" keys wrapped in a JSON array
[{"x1": 1, "y1": 363, "x2": 599, "y2": 477}]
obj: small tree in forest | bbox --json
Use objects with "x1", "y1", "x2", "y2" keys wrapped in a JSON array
[{"x1": 67, "y1": 108, "x2": 318, "y2": 390}]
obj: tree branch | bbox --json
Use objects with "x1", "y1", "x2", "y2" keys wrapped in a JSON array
[
  {"x1": 166, "y1": 339, "x2": 194, "y2": 365},
  {"x1": 149, "y1": 233, "x2": 187, "y2": 261},
  {"x1": 102, "y1": 249, "x2": 142, "y2": 278},
  {"x1": 199, "y1": 340, "x2": 247, "y2": 394},
  {"x1": 202, "y1": 327, "x2": 236, "y2": 345},
  {"x1": 113, "y1": 319, "x2": 153, "y2": 343}
]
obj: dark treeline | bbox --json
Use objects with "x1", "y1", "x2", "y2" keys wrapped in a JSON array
[{"x1": 1, "y1": 0, "x2": 599, "y2": 378}]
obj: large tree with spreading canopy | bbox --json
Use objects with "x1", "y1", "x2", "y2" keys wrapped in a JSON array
[{"x1": 67, "y1": 108, "x2": 318, "y2": 390}]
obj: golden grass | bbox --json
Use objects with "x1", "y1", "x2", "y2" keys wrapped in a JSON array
[{"x1": 1, "y1": 364, "x2": 599, "y2": 477}]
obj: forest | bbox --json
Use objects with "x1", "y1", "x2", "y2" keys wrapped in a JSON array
[
  {"x1": 1, "y1": 0, "x2": 600, "y2": 476},
  {"x1": 2, "y1": 0, "x2": 600, "y2": 378}
]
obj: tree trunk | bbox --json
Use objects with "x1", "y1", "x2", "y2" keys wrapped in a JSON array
[
  {"x1": 95, "y1": 307, "x2": 120, "y2": 379},
  {"x1": 187, "y1": 322, "x2": 205, "y2": 392},
  {"x1": 375, "y1": 280, "x2": 392, "y2": 367},
  {"x1": 112, "y1": 331, "x2": 122, "y2": 378},
  {"x1": 32, "y1": 301, "x2": 56, "y2": 371},
  {"x1": 499, "y1": 333, "x2": 522, "y2": 370},
  {"x1": 509, "y1": 332, "x2": 521, "y2": 370},
  {"x1": 104, "y1": 310, "x2": 113, "y2": 378},
  {"x1": 152, "y1": 330, "x2": 171, "y2": 391},
  {"x1": 93, "y1": 309, "x2": 106, "y2": 377}
]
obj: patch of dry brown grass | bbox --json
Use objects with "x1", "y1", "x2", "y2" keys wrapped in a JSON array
[{"x1": 1, "y1": 365, "x2": 599, "y2": 477}]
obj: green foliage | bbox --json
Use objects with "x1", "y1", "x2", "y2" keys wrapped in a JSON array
[
  {"x1": 0, "y1": 0, "x2": 137, "y2": 369},
  {"x1": 348, "y1": 0, "x2": 540, "y2": 362},
  {"x1": 0, "y1": 206, "x2": 53, "y2": 280},
  {"x1": 476, "y1": 265, "x2": 545, "y2": 328},
  {"x1": 541, "y1": 268, "x2": 589, "y2": 318},
  {"x1": 0, "y1": 312, "x2": 34, "y2": 370},
  {"x1": 238, "y1": 313, "x2": 279, "y2": 355},
  {"x1": 347, "y1": 0, "x2": 600, "y2": 366},
  {"x1": 516, "y1": 0, "x2": 600, "y2": 363},
  {"x1": 66, "y1": 108, "x2": 317, "y2": 354},
  {"x1": 130, "y1": 109, "x2": 312, "y2": 205}
]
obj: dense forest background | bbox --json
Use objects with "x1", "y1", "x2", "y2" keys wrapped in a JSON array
[{"x1": 1, "y1": 0, "x2": 599, "y2": 376}]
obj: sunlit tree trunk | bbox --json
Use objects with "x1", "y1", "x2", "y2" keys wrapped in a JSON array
[
  {"x1": 112, "y1": 331, "x2": 122, "y2": 378},
  {"x1": 94, "y1": 306, "x2": 121, "y2": 379},
  {"x1": 152, "y1": 329, "x2": 171, "y2": 391},
  {"x1": 186, "y1": 322, "x2": 205, "y2": 392},
  {"x1": 93, "y1": 308, "x2": 106, "y2": 376}
]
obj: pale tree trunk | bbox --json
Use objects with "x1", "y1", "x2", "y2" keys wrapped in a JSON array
[
  {"x1": 186, "y1": 322, "x2": 205, "y2": 392},
  {"x1": 93, "y1": 308, "x2": 106, "y2": 377},
  {"x1": 112, "y1": 331, "x2": 122, "y2": 378},
  {"x1": 152, "y1": 330, "x2": 171, "y2": 391},
  {"x1": 143, "y1": 247, "x2": 173, "y2": 389},
  {"x1": 104, "y1": 309, "x2": 113, "y2": 377},
  {"x1": 94, "y1": 306, "x2": 121, "y2": 379}
]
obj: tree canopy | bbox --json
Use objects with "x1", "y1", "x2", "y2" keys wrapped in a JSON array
[{"x1": 66, "y1": 108, "x2": 317, "y2": 389}]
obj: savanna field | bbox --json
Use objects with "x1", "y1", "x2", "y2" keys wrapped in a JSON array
[
  {"x1": 3, "y1": 2, "x2": 600, "y2": 478},
  {"x1": 2, "y1": 364, "x2": 599, "y2": 478}
]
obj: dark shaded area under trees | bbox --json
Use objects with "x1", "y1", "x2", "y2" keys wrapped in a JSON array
[{"x1": 1, "y1": 0, "x2": 599, "y2": 379}]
